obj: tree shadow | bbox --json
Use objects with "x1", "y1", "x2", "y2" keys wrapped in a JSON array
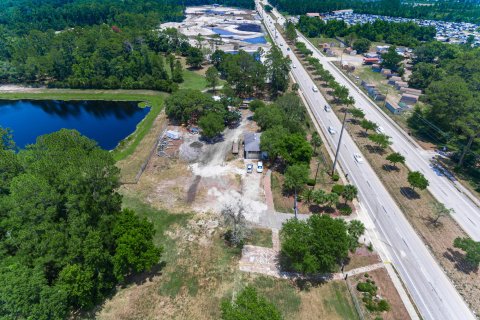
[
  {"x1": 356, "y1": 131, "x2": 368, "y2": 139},
  {"x1": 400, "y1": 187, "x2": 420, "y2": 200},
  {"x1": 382, "y1": 164, "x2": 399, "y2": 172},
  {"x1": 443, "y1": 248, "x2": 478, "y2": 274},
  {"x1": 121, "y1": 261, "x2": 166, "y2": 287}
]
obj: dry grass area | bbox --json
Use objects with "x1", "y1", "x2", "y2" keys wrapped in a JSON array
[
  {"x1": 345, "y1": 246, "x2": 381, "y2": 272},
  {"x1": 350, "y1": 268, "x2": 411, "y2": 320},
  {"x1": 335, "y1": 108, "x2": 480, "y2": 314},
  {"x1": 116, "y1": 111, "x2": 168, "y2": 183}
]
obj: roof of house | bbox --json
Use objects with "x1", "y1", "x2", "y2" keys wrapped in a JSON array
[
  {"x1": 244, "y1": 132, "x2": 261, "y2": 152},
  {"x1": 306, "y1": 12, "x2": 320, "y2": 17}
]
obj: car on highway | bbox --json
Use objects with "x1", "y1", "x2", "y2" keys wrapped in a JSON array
[
  {"x1": 247, "y1": 163, "x2": 253, "y2": 173},
  {"x1": 328, "y1": 126, "x2": 336, "y2": 135},
  {"x1": 376, "y1": 126, "x2": 385, "y2": 134},
  {"x1": 257, "y1": 161, "x2": 264, "y2": 173},
  {"x1": 279, "y1": 43, "x2": 283, "y2": 46},
  {"x1": 324, "y1": 105, "x2": 330, "y2": 112},
  {"x1": 354, "y1": 153, "x2": 364, "y2": 163},
  {"x1": 312, "y1": 85, "x2": 318, "y2": 92},
  {"x1": 287, "y1": 47, "x2": 290, "y2": 51},
  {"x1": 292, "y1": 64, "x2": 296, "y2": 68}
]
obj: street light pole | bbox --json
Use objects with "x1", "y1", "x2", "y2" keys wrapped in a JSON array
[{"x1": 331, "y1": 108, "x2": 348, "y2": 176}]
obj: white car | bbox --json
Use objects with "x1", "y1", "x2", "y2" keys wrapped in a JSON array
[
  {"x1": 324, "y1": 105, "x2": 330, "y2": 112},
  {"x1": 257, "y1": 161, "x2": 264, "y2": 173},
  {"x1": 247, "y1": 163, "x2": 253, "y2": 173},
  {"x1": 354, "y1": 153, "x2": 364, "y2": 163},
  {"x1": 279, "y1": 43, "x2": 283, "y2": 46},
  {"x1": 328, "y1": 126, "x2": 336, "y2": 135},
  {"x1": 292, "y1": 64, "x2": 296, "y2": 69},
  {"x1": 312, "y1": 85, "x2": 318, "y2": 92},
  {"x1": 376, "y1": 126, "x2": 385, "y2": 134}
]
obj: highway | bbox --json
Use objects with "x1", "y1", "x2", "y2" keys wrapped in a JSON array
[
  {"x1": 270, "y1": 6, "x2": 480, "y2": 242},
  {"x1": 257, "y1": 2, "x2": 476, "y2": 320}
]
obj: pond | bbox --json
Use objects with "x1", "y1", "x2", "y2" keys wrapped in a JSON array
[
  {"x1": 211, "y1": 27, "x2": 236, "y2": 36},
  {"x1": 243, "y1": 36, "x2": 267, "y2": 44},
  {"x1": 0, "y1": 100, "x2": 150, "y2": 150}
]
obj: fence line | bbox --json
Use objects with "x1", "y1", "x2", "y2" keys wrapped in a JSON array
[
  {"x1": 120, "y1": 121, "x2": 168, "y2": 185},
  {"x1": 346, "y1": 277, "x2": 366, "y2": 320}
]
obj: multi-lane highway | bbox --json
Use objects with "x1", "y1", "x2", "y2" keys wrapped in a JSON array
[
  {"x1": 270, "y1": 3, "x2": 480, "y2": 242},
  {"x1": 257, "y1": 2, "x2": 476, "y2": 319}
]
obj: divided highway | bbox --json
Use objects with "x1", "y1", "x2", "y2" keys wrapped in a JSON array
[{"x1": 257, "y1": 2, "x2": 477, "y2": 319}]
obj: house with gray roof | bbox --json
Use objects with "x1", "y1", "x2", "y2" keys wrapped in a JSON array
[{"x1": 244, "y1": 132, "x2": 264, "y2": 159}]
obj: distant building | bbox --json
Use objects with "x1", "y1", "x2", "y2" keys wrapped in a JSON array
[
  {"x1": 363, "y1": 57, "x2": 380, "y2": 65},
  {"x1": 332, "y1": 9, "x2": 353, "y2": 15},
  {"x1": 385, "y1": 99, "x2": 407, "y2": 114},
  {"x1": 306, "y1": 12, "x2": 320, "y2": 18},
  {"x1": 400, "y1": 93, "x2": 419, "y2": 105},
  {"x1": 244, "y1": 132, "x2": 263, "y2": 159}
]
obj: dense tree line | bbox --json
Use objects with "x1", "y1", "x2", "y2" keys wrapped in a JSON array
[
  {"x1": 408, "y1": 43, "x2": 480, "y2": 172},
  {"x1": 269, "y1": 0, "x2": 480, "y2": 24},
  {"x1": 298, "y1": 16, "x2": 435, "y2": 47},
  {"x1": 0, "y1": 0, "x2": 254, "y2": 91},
  {"x1": 0, "y1": 129, "x2": 161, "y2": 318}
]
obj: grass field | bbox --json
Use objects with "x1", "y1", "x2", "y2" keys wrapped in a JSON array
[{"x1": 246, "y1": 228, "x2": 273, "y2": 247}]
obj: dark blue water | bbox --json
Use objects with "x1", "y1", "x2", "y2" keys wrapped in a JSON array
[
  {"x1": 244, "y1": 36, "x2": 267, "y2": 44},
  {"x1": 0, "y1": 100, "x2": 150, "y2": 150},
  {"x1": 236, "y1": 23, "x2": 262, "y2": 32}
]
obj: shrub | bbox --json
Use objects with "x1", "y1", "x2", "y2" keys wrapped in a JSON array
[
  {"x1": 378, "y1": 299, "x2": 391, "y2": 312},
  {"x1": 332, "y1": 173, "x2": 340, "y2": 181},
  {"x1": 338, "y1": 204, "x2": 353, "y2": 215},
  {"x1": 357, "y1": 281, "x2": 377, "y2": 295},
  {"x1": 331, "y1": 184, "x2": 344, "y2": 194},
  {"x1": 306, "y1": 178, "x2": 316, "y2": 186}
]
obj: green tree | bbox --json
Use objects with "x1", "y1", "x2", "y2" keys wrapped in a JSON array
[
  {"x1": 221, "y1": 286, "x2": 282, "y2": 320},
  {"x1": 342, "y1": 184, "x2": 358, "y2": 203},
  {"x1": 265, "y1": 46, "x2": 291, "y2": 94},
  {"x1": 352, "y1": 38, "x2": 371, "y2": 54},
  {"x1": 186, "y1": 47, "x2": 204, "y2": 69},
  {"x1": 165, "y1": 89, "x2": 216, "y2": 123},
  {"x1": 264, "y1": 5, "x2": 273, "y2": 12},
  {"x1": 432, "y1": 202, "x2": 454, "y2": 226},
  {"x1": 285, "y1": 21, "x2": 297, "y2": 43},
  {"x1": 368, "y1": 133, "x2": 392, "y2": 152},
  {"x1": 349, "y1": 108, "x2": 365, "y2": 123},
  {"x1": 280, "y1": 215, "x2": 350, "y2": 273},
  {"x1": 206, "y1": 66, "x2": 220, "y2": 92},
  {"x1": 0, "y1": 127, "x2": 16, "y2": 150},
  {"x1": 312, "y1": 189, "x2": 328, "y2": 207},
  {"x1": 172, "y1": 59, "x2": 184, "y2": 83},
  {"x1": 453, "y1": 237, "x2": 480, "y2": 268},
  {"x1": 311, "y1": 131, "x2": 322, "y2": 155},
  {"x1": 347, "y1": 220, "x2": 365, "y2": 251},
  {"x1": 386, "y1": 152, "x2": 405, "y2": 169},
  {"x1": 360, "y1": 119, "x2": 378, "y2": 135},
  {"x1": 283, "y1": 164, "x2": 309, "y2": 193},
  {"x1": 408, "y1": 62, "x2": 444, "y2": 90},
  {"x1": 381, "y1": 46, "x2": 403, "y2": 72},
  {"x1": 407, "y1": 171, "x2": 429, "y2": 191},
  {"x1": 249, "y1": 99, "x2": 266, "y2": 112},
  {"x1": 198, "y1": 112, "x2": 225, "y2": 139}
]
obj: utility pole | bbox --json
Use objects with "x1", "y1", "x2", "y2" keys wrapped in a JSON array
[{"x1": 332, "y1": 108, "x2": 348, "y2": 176}]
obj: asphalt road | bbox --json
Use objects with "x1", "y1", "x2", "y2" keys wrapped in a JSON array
[{"x1": 257, "y1": 3, "x2": 476, "y2": 320}]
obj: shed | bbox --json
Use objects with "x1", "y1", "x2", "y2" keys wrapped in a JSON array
[
  {"x1": 400, "y1": 87, "x2": 422, "y2": 96},
  {"x1": 306, "y1": 13, "x2": 320, "y2": 18},
  {"x1": 232, "y1": 140, "x2": 239, "y2": 154},
  {"x1": 395, "y1": 81, "x2": 409, "y2": 89},
  {"x1": 385, "y1": 100, "x2": 407, "y2": 115},
  {"x1": 244, "y1": 132, "x2": 262, "y2": 159},
  {"x1": 371, "y1": 64, "x2": 381, "y2": 72},
  {"x1": 388, "y1": 76, "x2": 402, "y2": 85},
  {"x1": 363, "y1": 57, "x2": 380, "y2": 65},
  {"x1": 381, "y1": 68, "x2": 392, "y2": 76},
  {"x1": 400, "y1": 93, "x2": 419, "y2": 105},
  {"x1": 166, "y1": 130, "x2": 181, "y2": 140}
]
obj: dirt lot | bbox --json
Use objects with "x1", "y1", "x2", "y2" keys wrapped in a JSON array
[{"x1": 350, "y1": 268, "x2": 411, "y2": 320}]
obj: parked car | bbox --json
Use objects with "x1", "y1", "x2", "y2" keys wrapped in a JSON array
[
  {"x1": 312, "y1": 85, "x2": 318, "y2": 92},
  {"x1": 354, "y1": 153, "x2": 364, "y2": 163},
  {"x1": 247, "y1": 163, "x2": 253, "y2": 173},
  {"x1": 376, "y1": 126, "x2": 385, "y2": 134},
  {"x1": 328, "y1": 126, "x2": 336, "y2": 135},
  {"x1": 257, "y1": 161, "x2": 264, "y2": 173}
]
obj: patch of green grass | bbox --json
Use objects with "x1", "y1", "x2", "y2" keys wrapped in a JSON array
[
  {"x1": 324, "y1": 281, "x2": 360, "y2": 320},
  {"x1": 0, "y1": 89, "x2": 166, "y2": 161},
  {"x1": 180, "y1": 69, "x2": 208, "y2": 91},
  {"x1": 159, "y1": 266, "x2": 199, "y2": 298},
  {"x1": 121, "y1": 196, "x2": 191, "y2": 248},
  {"x1": 252, "y1": 276, "x2": 301, "y2": 317},
  {"x1": 246, "y1": 228, "x2": 273, "y2": 248}
]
